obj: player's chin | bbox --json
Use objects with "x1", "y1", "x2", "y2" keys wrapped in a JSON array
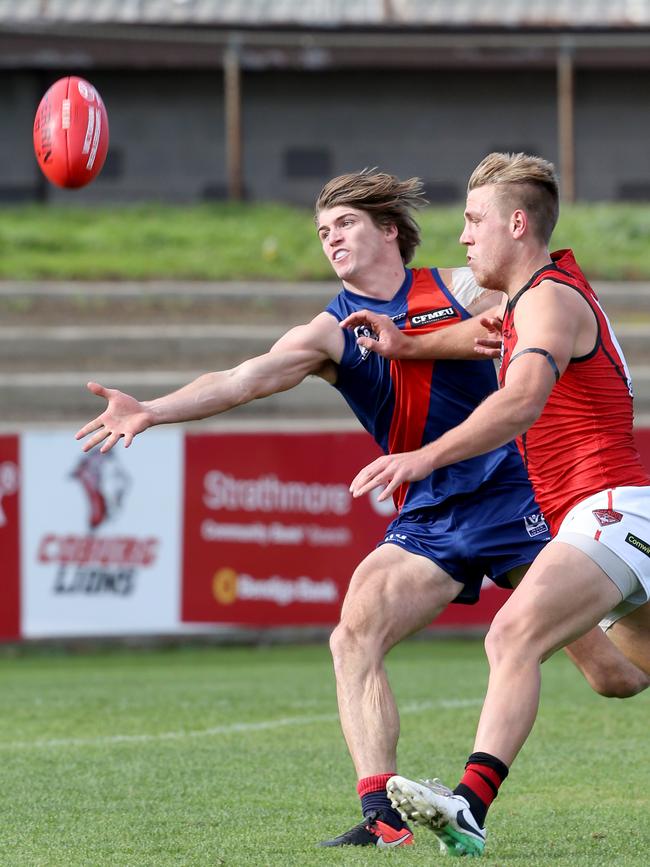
[
  {"x1": 470, "y1": 263, "x2": 494, "y2": 290},
  {"x1": 332, "y1": 257, "x2": 354, "y2": 278}
]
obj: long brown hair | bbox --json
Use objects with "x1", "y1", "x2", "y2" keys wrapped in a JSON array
[{"x1": 315, "y1": 168, "x2": 427, "y2": 263}]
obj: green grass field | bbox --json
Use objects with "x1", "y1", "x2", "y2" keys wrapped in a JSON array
[
  {"x1": 0, "y1": 640, "x2": 648, "y2": 866},
  {"x1": 2, "y1": 202, "x2": 650, "y2": 280}
]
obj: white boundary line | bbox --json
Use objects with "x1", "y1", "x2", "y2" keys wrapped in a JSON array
[{"x1": 0, "y1": 698, "x2": 482, "y2": 752}]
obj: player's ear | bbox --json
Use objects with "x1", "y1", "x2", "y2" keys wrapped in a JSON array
[
  {"x1": 511, "y1": 209, "x2": 527, "y2": 239},
  {"x1": 384, "y1": 222, "x2": 399, "y2": 242}
]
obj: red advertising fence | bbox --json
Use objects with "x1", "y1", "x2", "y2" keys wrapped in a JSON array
[
  {"x1": 182, "y1": 432, "x2": 388, "y2": 628},
  {"x1": 0, "y1": 436, "x2": 20, "y2": 641},
  {"x1": 182, "y1": 432, "x2": 512, "y2": 632},
  {"x1": 1, "y1": 428, "x2": 649, "y2": 641}
]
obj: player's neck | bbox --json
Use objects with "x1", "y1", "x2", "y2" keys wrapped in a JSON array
[
  {"x1": 504, "y1": 248, "x2": 553, "y2": 299},
  {"x1": 342, "y1": 264, "x2": 407, "y2": 300}
]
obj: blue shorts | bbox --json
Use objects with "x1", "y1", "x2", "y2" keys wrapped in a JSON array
[{"x1": 378, "y1": 479, "x2": 550, "y2": 605}]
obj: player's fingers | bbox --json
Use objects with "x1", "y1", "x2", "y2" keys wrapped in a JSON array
[
  {"x1": 478, "y1": 316, "x2": 503, "y2": 333},
  {"x1": 339, "y1": 310, "x2": 375, "y2": 329},
  {"x1": 376, "y1": 476, "x2": 401, "y2": 502},
  {"x1": 75, "y1": 417, "x2": 105, "y2": 439},
  {"x1": 473, "y1": 345, "x2": 501, "y2": 358},
  {"x1": 353, "y1": 472, "x2": 391, "y2": 498},
  {"x1": 349, "y1": 469, "x2": 371, "y2": 494},
  {"x1": 355, "y1": 336, "x2": 382, "y2": 354},
  {"x1": 349, "y1": 457, "x2": 387, "y2": 492},
  {"x1": 351, "y1": 464, "x2": 394, "y2": 498},
  {"x1": 99, "y1": 431, "x2": 124, "y2": 454},
  {"x1": 123, "y1": 431, "x2": 135, "y2": 449},
  {"x1": 86, "y1": 380, "x2": 111, "y2": 398},
  {"x1": 79, "y1": 427, "x2": 111, "y2": 453},
  {"x1": 474, "y1": 337, "x2": 502, "y2": 358}
]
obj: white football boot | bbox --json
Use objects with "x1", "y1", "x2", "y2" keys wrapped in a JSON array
[{"x1": 387, "y1": 775, "x2": 486, "y2": 857}]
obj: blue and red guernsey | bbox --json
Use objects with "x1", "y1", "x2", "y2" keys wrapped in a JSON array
[
  {"x1": 499, "y1": 249, "x2": 650, "y2": 535},
  {"x1": 326, "y1": 267, "x2": 529, "y2": 514}
]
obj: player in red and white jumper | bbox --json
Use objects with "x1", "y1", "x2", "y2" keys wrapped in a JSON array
[{"x1": 348, "y1": 152, "x2": 650, "y2": 857}]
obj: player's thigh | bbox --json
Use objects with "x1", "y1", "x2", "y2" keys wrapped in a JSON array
[
  {"x1": 507, "y1": 542, "x2": 648, "y2": 678},
  {"x1": 340, "y1": 543, "x2": 463, "y2": 649},
  {"x1": 608, "y1": 600, "x2": 650, "y2": 675},
  {"x1": 488, "y1": 541, "x2": 624, "y2": 660}
]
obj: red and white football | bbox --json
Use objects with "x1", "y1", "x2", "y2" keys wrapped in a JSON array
[{"x1": 33, "y1": 76, "x2": 109, "y2": 189}]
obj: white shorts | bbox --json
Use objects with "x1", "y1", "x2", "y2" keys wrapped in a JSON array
[{"x1": 553, "y1": 486, "x2": 650, "y2": 629}]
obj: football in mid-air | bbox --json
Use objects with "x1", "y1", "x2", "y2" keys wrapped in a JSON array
[{"x1": 33, "y1": 76, "x2": 109, "y2": 189}]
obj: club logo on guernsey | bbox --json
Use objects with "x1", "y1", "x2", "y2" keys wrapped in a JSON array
[
  {"x1": 593, "y1": 509, "x2": 623, "y2": 527},
  {"x1": 409, "y1": 307, "x2": 456, "y2": 328},
  {"x1": 353, "y1": 324, "x2": 377, "y2": 360},
  {"x1": 524, "y1": 513, "x2": 549, "y2": 538},
  {"x1": 353, "y1": 312, "x2": 406, "y2": 361}
]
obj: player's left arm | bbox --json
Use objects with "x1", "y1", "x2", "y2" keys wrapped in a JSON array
[{"x1": 349, "y1": 281, "x2": 585, "y2": 500}]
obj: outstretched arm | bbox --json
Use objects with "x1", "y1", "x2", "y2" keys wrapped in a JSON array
[{"x1": 76, "y1": 313, "x2": 342, "y2": 453}]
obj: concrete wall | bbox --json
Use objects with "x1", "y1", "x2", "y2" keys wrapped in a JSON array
[{"x1": 1, "y1": 66, "x2": 648, "y2": 204}]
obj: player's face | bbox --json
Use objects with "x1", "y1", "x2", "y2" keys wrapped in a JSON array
[
  {"x1": 460, "y1": 186, "x2": 513, "y2": 292},
  {"x1": 316, "y1": 206, "x2": 395, "y2": 283}
]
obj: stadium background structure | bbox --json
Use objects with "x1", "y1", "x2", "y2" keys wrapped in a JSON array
[{"x1": 3, "y1": 1, "x2": 650, "y2": 204}]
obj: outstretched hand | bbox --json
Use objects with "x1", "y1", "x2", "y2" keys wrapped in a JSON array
[
  {"x1": 339, "y1": 309, "x2": 412, "y2": 359},
  {"x1": 349, "y1": 449, "x2": 435, "y2": 501},
  {"x1": 75, "y1": 381, "x2": 153, "y2": 453},
  {"x1": 474, "y1": 314, "x2": 503, "y2": 359}
]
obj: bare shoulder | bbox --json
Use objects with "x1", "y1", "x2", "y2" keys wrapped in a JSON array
[
  {"x1": 519, "y1": 278, "x2": 596, "y2": 355},
  {"x1": 522, "y1": 278, "x2": 592, "y2": 317},
  {"x1": 437, "y1": 267, "x2": 455, "y2": 290},
  {"x1": 446, "y1": 266, "x2": 504, "y2": 315}
]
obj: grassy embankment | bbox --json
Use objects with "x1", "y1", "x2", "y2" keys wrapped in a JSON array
[{"x1": 1, "y1": 202, "x2": 650, "y2": 280}]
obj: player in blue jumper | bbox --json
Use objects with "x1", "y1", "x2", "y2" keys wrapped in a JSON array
[{"x1": 76, "y1": 169, "x2": 648, "y2": 849}]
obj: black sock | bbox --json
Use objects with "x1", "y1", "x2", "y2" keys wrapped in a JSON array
[{"x1": 361, "y1": 791, "x2": 405, "y2": 829}]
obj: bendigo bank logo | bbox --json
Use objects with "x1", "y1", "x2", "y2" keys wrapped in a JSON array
[
  {"x1": 212, "y1": 567, "x2": 339, "y2": 607},
  {"x1": 36, "y1": 451, "x2": 159, "y2": 597}
]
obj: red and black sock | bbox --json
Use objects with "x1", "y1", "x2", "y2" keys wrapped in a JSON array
[
  {"x1": 453, "y1": 752, "x2": 509, "y2": 828},
  {"x1": 357, "y1": 774, "x2": 405, "y2": 829}
]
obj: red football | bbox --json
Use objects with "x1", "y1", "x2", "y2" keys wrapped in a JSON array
[{"x1": 33, "y1": 76, "x2": 109, "y2": 189}]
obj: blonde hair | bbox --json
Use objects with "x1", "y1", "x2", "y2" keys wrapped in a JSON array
[
  {"x1": 315, "y1": 168, "x2": 427, "y2": 264},
  {"x1": 468, "y1": 152, "x2": 560, "y2": 244}
]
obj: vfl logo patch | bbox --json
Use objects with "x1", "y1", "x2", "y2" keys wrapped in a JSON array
[
  {"x1": 384, "y1": 532, "x2": 408, "y2": 545},
  {"x1": 524, "y1": 513, "x2": 549, "y2": 538},
  {"x1": 593, "y1": 509, "x2": 623, "y2": 527},
  {"x1": 353, "y1": 324, "x2": 377, "y2": 360},
  {"x1": 353, "y1": 312, "x2": 406, "y2": 361},
  {"x1": 409, "y1": 307, "x2": 456, "y2": 328},
  {"x1": 625, "y1": 532, "x2": 650, "y2": 559}
]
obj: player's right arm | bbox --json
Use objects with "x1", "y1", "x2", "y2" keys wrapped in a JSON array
[
  {"x1": 340, "y1": 307, "x2": 503, "y2": 361},
  {"x1": 340, "y1": 266, "x2": 505, "y2": 361},
  {"x1": 75, "y1": 312, "x2": 343, "y2": 453}
]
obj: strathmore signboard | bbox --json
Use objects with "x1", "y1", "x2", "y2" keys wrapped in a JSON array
[{"x1": 0, "y1": 428, "x2": 648, "y2": 641}]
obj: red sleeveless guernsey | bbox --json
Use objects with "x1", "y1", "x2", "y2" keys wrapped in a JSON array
[{"x1": 499, "y1": 249, "x2": 650, "y2": 535}]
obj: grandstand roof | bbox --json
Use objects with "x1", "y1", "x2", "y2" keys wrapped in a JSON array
[
  {"x1": 3, "y1": 0, "x2": 650, "y2": 72},
  {"x1": 2, "y1": 0, "x2": 650, "y2": 29}
]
